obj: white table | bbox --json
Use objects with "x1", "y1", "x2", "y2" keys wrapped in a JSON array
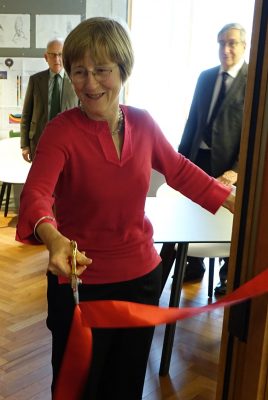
[
  {"x1": 0, "y1": 137, "x2": 31, "y2": 216},
  {"x1": 145, "y1": 196, "x2": 233, "y2": 375}
]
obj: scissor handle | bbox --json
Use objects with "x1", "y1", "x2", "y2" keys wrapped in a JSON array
[
  {"x1": 70, "y1": 240, "x2": 78, "y2": 275},
  {"x1": 70, "y1": 240, "x2": 79, "y2": 304}
]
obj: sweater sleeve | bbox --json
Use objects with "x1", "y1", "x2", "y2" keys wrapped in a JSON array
[
  {"x1": 148, "y1": 112, "x2": 231, "y2": 214},
  {"x1": 16, "y1": 118, "x2": 65, "y2": 244}
]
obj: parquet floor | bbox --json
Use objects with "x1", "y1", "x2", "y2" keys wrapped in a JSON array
[{"x1": 0, "y1": 212, "x2": 223, "y2": 399}]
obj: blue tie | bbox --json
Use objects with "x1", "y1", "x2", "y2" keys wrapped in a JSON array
[{"x1": 204, "y1": 72, "x2": 228, "y2": 147}]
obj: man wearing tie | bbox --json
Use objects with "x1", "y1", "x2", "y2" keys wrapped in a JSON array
[
  {"x1": 21, "y1": 38, "x2": 78, "y2": 162},
  {"x1": 178, "y1": 23, "x2": 248, "y2": 294}
]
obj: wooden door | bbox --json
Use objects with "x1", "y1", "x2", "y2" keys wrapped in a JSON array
[{"x1": 217, "y1": 0, "x2": 268, "y2": 398}]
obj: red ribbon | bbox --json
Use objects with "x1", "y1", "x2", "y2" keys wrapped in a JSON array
[
  {"x1": 53, "y1": 306, "x2": 92, "y2": 400},
  {"x1": 54, "y1": 268, "x2": 268, "y2": 399}
]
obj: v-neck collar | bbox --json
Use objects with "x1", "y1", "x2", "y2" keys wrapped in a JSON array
[{"x1": 80, "y1": 106, "x2": 133, "y2": 166}]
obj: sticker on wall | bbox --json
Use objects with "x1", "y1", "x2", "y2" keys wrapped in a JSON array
[
  {"x1": 5, "y1": 58, "x2": 13, "y2": 68},
  {"x1": 9, "y1": 113, "x2": 21, "y2": 124},
  {"x1": 0, "y1": 70, "x2": 7, "y2": 79}
]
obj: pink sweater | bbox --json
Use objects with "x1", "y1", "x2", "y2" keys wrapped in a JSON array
[{"x1": 16, "y1": 106, "x2": 230, "y2": 284}]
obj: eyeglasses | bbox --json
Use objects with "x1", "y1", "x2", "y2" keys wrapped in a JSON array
[
  {"x1": 218, "y1": 40, "x2": 243, "y2": 49},
  {"x1": 47, "y1": 52, "x2": 63, "y2": 58},
  {"x1": 70, "y1": 66, "x2": 115, "y2": 84}
]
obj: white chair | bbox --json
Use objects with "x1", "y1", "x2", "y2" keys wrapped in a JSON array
[
  {"x1": 0, "y1": 137, "x2": 31, "y2": 216},
  {"x1": 156, "y1": 183, "x2": 230, "y2": 297}
]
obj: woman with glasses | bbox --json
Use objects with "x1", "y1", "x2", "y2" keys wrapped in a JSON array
[{"x1": 16, "y1": 17, "x2": 235, "y2": 399}]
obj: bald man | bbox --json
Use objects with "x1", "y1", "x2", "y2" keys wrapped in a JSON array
[{"x1": 21, "y1": 38, "x2": 78, "y2": 162}]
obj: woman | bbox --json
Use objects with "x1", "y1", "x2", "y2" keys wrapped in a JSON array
[{"x1": 16, "y1": 17, "x2": 234, "y2": 399}]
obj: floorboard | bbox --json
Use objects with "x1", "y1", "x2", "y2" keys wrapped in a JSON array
[{"x1": 0, "y1": 212, "x2": 223, "y2": 399}]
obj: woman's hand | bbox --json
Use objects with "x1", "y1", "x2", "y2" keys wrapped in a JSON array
[
  {"x1": 48, "y1": 235, "x2": 92, "y2": 278},
  {"x1": 222, "y1": 192, "x2": 235, "y2": 214},
  {"x1": 36, "y1": 222, "x2": 92, "y2": 278}
]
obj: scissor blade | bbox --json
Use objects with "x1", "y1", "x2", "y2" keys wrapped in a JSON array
[
  {"x1": 73, "y1": 285, "x2": 79, "y2": 305},
  {"x1": 70, "y1": 240, "x2": 79, "y2": 304}
]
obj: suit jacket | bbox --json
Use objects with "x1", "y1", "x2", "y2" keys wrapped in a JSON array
[
  {"x1": 20, "y1": 69, "x2": 78, "y2": 157},
  {"x1": 178, "y1": 62, "x2": 248, "y2": 177}
]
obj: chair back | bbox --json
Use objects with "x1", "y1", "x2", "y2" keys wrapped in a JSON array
[{"x1": 0, "y1": 137, "x2": 31, "y2": 184}]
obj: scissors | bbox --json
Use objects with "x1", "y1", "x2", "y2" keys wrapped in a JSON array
[{"x1": 70, "y1": 240, "x2": 81, "y2": 305}]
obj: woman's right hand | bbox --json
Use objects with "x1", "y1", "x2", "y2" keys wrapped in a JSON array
[{"x1": 36, "y1": 222, "x2": 92, "y2": 278}]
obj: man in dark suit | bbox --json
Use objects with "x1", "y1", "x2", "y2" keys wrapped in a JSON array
[
  {"x1": 20, "y1": 38, "x2": 78, "y2": 162},
  {"x1": 179, "y1": 23, "x2": 248, "y2": 294}
]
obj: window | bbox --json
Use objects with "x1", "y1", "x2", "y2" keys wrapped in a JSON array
[{"x1": 127, "y1": 0, "x2": 255, "y2": 148}]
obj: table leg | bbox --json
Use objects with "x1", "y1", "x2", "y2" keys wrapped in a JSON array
[
  {"x1": 208, "y1": 258, "x2": 215, "y2": 297},
  {"x1": 159, "y1": 242, "x2": 189, "y2": 376},
  {"x1": 4, "y1": 183, "x2": 12, "y2": 217},
  {"x1": 160, "y1": 242, "x2": 176, "y2": 293},
  {"x1": 0, "y1": 182, "x2": 7, "y2": 209}
]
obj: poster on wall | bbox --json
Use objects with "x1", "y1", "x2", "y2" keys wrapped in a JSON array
[
  {"x1": 0, "y1": 58, "x2": 23, "y2": 107},
  {"x1": 0, "y1": 14, "x2": 30, "y2": 48},
  {"x1": 36, "y1": 15, "x2": 81, "y2": 48},
  {"x1": 0, "y1": 57, "x2": 47, "y2": 137},
  {"x1": 0, "y1": 57, "x2": 47, "y2": 108}
]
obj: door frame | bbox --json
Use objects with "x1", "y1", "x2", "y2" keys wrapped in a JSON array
[{"x1": 217, "y1": 0, "x2": 268, "y2": 398}]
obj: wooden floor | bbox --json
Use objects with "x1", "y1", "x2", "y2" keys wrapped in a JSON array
[{"x1": 0, "y1": 212, "x2": 223, "y2": 400}]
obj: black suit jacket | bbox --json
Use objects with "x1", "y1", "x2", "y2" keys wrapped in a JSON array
[
  {"x1": 20, "y1": 69, "x2": 78, "y2": 157},
  {"x1": 179, "y1": 62, "x2": 248, "y2": 177}
]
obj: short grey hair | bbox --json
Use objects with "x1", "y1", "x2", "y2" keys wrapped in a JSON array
[
  {"x1": 217, "y1": 23, "x2": 246, "y2": 43},
  {"x1": 46, "y1": 38, "x2": 64, "y2": 50}
]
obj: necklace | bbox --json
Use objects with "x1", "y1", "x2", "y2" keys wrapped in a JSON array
[
  {"x1": 111, "y1": 108, "x2": 124, "y2": 136},
  {"x1": 79, "y1": 104, "x2": 124, "y2": 136}
]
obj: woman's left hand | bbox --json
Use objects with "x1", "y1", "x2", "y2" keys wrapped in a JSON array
[{"x1": 222, "y1": 192, "x2": 235, "y2": 214}]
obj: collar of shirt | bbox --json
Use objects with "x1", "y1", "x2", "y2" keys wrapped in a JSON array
[
  {"x1": 218, "y1": 58, "x2": 245, "y2": 93},
  {"x1": 49, "y1": 69, "x2": 64, "y2": 94},
  {"x1": 49, "y1": 69, "x2": 65, "y2": 80},
  {"x1": 220, "y1": 58, "x2": 245, "y2": 79}
]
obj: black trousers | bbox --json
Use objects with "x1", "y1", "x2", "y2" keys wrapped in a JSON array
[
  {"x1": 192, "y1": 148, "x2": 229, "y2": 279},
  {"x1": 47, "y1": 263, "x2": 163, "y2": 400}
]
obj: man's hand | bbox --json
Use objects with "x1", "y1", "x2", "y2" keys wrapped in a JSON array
[
  {"x1": 22, "y1": 146, "x2": 32, "y2": 163},
  {"x1": 217, "y1": 170, "x2": 237, "y2": 186}
]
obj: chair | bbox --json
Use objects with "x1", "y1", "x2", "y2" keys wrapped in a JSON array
[
  {"x1": 156, "y1": 183, "x2": 230, "y2": 297},
  {"x1": 0, "y1": 137, "x2": 31, "y2": 217}
]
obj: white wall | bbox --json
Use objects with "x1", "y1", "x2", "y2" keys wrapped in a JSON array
[
  {"x1": 86, "y1": 0, "x2": 128, "y2": 19},
  {"x1": 128, "y1": 0, "x2": 255, "y2": 149}
]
